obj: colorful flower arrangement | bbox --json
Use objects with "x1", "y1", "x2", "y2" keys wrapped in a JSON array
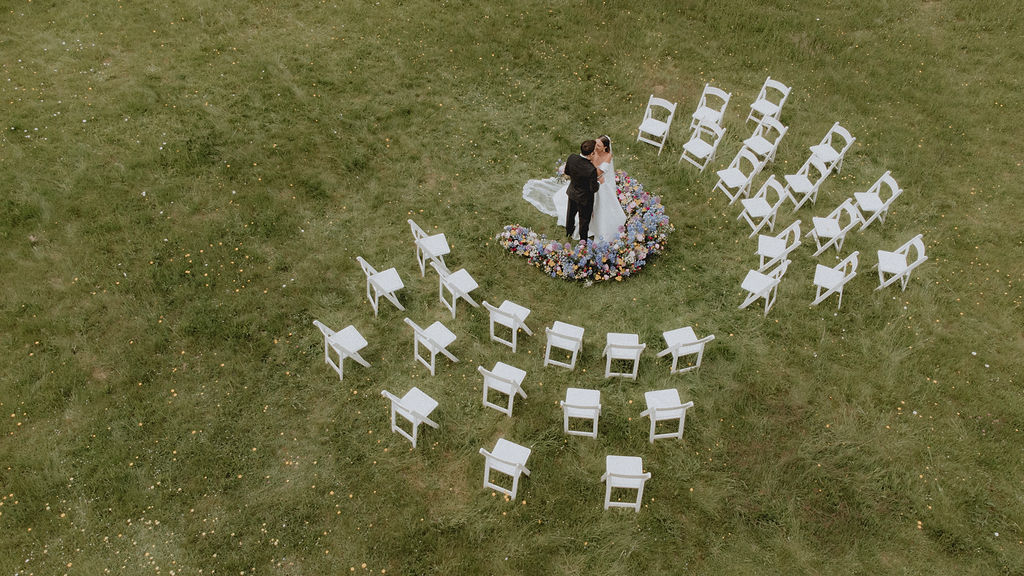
[{"x1": 496, "y1": 170, "x2": 673, "y2": 282}]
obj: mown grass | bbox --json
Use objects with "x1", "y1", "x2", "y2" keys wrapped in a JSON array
[{"x1": 1, "y1": 0, "x2": 1022, "y2": 574}]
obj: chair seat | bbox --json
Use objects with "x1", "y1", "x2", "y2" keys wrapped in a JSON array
[
  {"x1": 639, "y1": 117, "x2": 668, "y2": 137},
  {"x1": 490, "y1": 438, "x2": 531, "y2": 475},
  {"x1": 877, "y1": 250, "x2": 908, "y2": 273},
  {"x1": 400, "y1": 387, "x2": 439, "y2": 418},
  {"x1": 784, "y1": 174, "x2": 813, "y2": 192},
  {"x1": 371, "y1": 267, "x2": 405, "y2": 292},
  {"x1": 606, "y1": 332, "x2": 640, "y2": 347},
  {"x1": 740, "y1": 197, "x2": 772, "y2": 217},
  {"x1": 417, "y1": 233, "x2": 451, "y2": 258},
  {"x1": 491, "y1": 361, "x2": 527, "y2": 387},
  {"x1": 853, "y1": 191, "x2": 883, "y2": 212},
  {"x1": 743, "y1": 134, "x2": 772, "y2": 155},
  {"x1": 548, "y1": 321, "x2": 584, "y2": 350},
  {"x1": 751, "y1": 99, "x2": 780, "y2": 117},
  {"x1": 812, "y1": 216, "x2": 841, "y2": 238},
  {"x1": 644, "y1": 388, "x2": 682, "y2": 411},
  {"x1": 605, "y1": 455, "x2": 646, "y2": 488},
  {"x1": 328, "y1": 325, "x2": 368, "y2": 354},
  {"x1": 741, "y1": 269, "x2": 773, "y2": 294},
  {"x1": 563, "y1": 387, "x2": 600, "y2": 416},
  {"x1": 692, "y1": 107, "x2": 722, "y2": 126},
  {"x1": 757, "y1": 234, "x2": 786, "y2": 258},
  {"x1": 423, "y1": 321, "x2": 457, "y2": 348},
  {"x1": 683, "y1": 137, "x2": 714, "y2": 158},
  {"x1": 717, "y1": 167, "x2": 746, "y2": 188},
  {"x1": 497, "y1": 300, "x2": 530, "y2": 323},
  {"x1": 813, "y1": 264, "x2": 845, "y2": 289},
  {"x1": 447, "y1": 268, "x2": 479, "y2": 293},
  {"x1": 662, "y1": 326, "x2": 696, "y2": 346},
  {"x1": 810, "y1": 144, "x2": 840, "y2": 163}
]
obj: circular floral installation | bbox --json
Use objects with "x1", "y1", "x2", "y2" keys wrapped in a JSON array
[{"x1": 496, "y1": 170, "x2": 673, "y2": 282}]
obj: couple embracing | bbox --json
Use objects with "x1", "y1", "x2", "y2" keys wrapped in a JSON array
[
  {"x1": 520, "y1": 135, "x2": 627, "y2": 244},
  {"x1": 561, "y1": 136, "x2": 626, "y2": 243}
]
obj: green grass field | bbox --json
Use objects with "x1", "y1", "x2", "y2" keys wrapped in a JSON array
[{"x1": 2, "y1": 1, "x2": 1022, "y2": 574}]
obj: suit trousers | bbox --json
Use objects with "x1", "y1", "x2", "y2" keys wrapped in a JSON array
[{"x1": 566, "y1": 198, "x2": 593, "y2": 241}]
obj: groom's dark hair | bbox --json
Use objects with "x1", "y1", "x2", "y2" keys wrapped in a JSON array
[{"x1": 580, "y1": 139, "x2": 597, "y2": 156}]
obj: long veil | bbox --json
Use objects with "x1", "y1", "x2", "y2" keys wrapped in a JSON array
[{"x1": 521, "y1": 176, "x2": 565, "y2": 218}]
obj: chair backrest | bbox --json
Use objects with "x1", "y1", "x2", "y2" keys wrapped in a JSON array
[
  {"x1": 408, "y1": 218, "x2": 426, "y2": 240},
  {"x1": 693, "y1": 122, "x2": 725, "y2": 146},
  {"x1": 900, "y1": 234, "x2": 927, "y2": 268},
  {"x1": 824, "y1": 122, "x2": 856, "y2": 154},
  {"x1": 429, "y1": 259, "x2": 453, "y2": 278},
  {"x1": 873, "y1": 171, "x2": 903, "y2": 206},
  {"x1": 758, "y1": 175, "x2": 787, "y2": 208},
  {"x1": 403, "y1": 317, "x2": 428, "y2": 343},
  {"x1": 607, "y1": 339, "x2": 646, "y2": 358},
  {"x1": 761, "y1": 76, "x2": 792, "y2": 105},
  {"x1": 705, "y1": 85, "x2": 731, "y2": 107},
  {"x1": 799, "y1": 154, "x2": 830, "y2": 185},
  {"x1": 698, "y1": 84, "x2": 731, "y2": 115},
  {"x1": 777, "y1": 219, "x2": 802, "y2": 249},
  {"x1": 645, "y1": 95, "x2": 677, "y2": 120},
  {"x1": 606, "y1": 470, "x2": 652, "y2": 483},
  {"x1": 754, "y1": 114, "x2": 787, "y2": 139},
  {"x1": 313, "y1": 319, "x2": 334, "y2": 339},
  {"x1": 355, "y1": 256, "x2": 378, "y2": 277},
  {"x1": 837, "y1": 251, "x2": 860, "y2": 278},
  {"x1": 832, "y1": 198, "x2": 865, "y2": 229},
  {"x1": 768, "y1": 258, "x2": 791, "y2": 280},
  {"x1": 734, "y1": 147, "x2": 763, "y2": 176}
]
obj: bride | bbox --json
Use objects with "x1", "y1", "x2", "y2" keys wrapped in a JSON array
[{"x1": 522, "y1": 135, "x2": 627, "y2": 243}]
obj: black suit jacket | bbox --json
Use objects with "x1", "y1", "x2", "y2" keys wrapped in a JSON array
[{"x1": 564, "y1": 154, "x2": 599, "y2": 205}]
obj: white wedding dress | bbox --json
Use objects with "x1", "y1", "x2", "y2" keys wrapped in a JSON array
[{"x1": 522, "y1": 159, "x2": 627, "y2": 243}]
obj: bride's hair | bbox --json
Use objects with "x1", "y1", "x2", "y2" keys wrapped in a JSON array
[{"x1": 600, "y1": 135, "x2": 611, "y2": 154}]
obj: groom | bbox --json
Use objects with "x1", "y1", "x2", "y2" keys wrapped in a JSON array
[{"x1": 564, "y1": 139, "x2": 600, "y2": 242}]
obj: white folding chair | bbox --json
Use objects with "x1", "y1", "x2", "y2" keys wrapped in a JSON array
[
  {"x1": 560, "y1": 387, "x2": 601, "y2": 439},
  {"x1": 783, "y1": 154, "x2": 830, "y2": 213},
  {"x1": 807, "y1": 198, "x2": 864, "y2": 256},
  {"x1": 602, "y1": 455, "x2": 650, "y2": 512},
  {"x1": 637, "y1": 94, "x2": 677, "y2": 154},
  {"x1": 756, "y1": 220, "x2": 802, "y2": 271},
  {"x1": 603, "y1": 332, "x2": 646, "y2": 379},
  {"x1": 482, "y1": 300, "x2": 533, "y2": 352},
  {"x1": 656, "y1": 327, "x2": 715, "y2": 374},
  {"x1": 355, "y1": 256, "x2": 405, "y2": 317},
  {"x1": 853, "y1": 171, "x2": 902, "y2": 230},
  {"x1": 690, "y1": 83, "x2": 732, "y2": 130},
  {"x1": 809, "y1": 121, "x2": 856, "y2": 176},
  {"x1": 640, "y1": 388, "x2": 694, "y2": 443},
  {"x1": 747, "y1": 76, "x2": 791, "y2": 124},
  {"x1": 739, "y1": 259, "x2": 791, "y2": 316},
  {"x1": 738, "y1": 175, "x2": 787, "y2": 238},
  {"x1": 480, "y1": 438, "x2": 531, "y2": 499},
  {"x1": 408, "y1": 218, "x2": 451, "y2": 277},
  {"x1": 403, "y1": 317, "x2": 458, "y2": 376},
  {"x1": 312, "y1": 320, "x2": 370, "y2": 381},
  {"x1": 742, "y1": 114, "x2": 788, "y2": 167},
  {"x1": 679, "y1": 122, "x2": 725, "y2": 173},
  {"x1": 543, "y1": 321, "x2": 585, "y2": 370},
  {"x1": 811, "y1": 251, "x2": 859, "y2": 309},
  {"x1": 431, "y1": 260, "x2": 479, "y2": 319},
  {"x1": 714, "y1": 147, "x2": 763, "y2": 205},
  {"x1": 478, "y1": 361, "x2": 528, "y2": 417},
  {"x1": 875, "y1": 234, "x2": 928, "y2": 291},
  {"x1": 380, "y1": 387, "x2": 439, "y2": 448}
]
